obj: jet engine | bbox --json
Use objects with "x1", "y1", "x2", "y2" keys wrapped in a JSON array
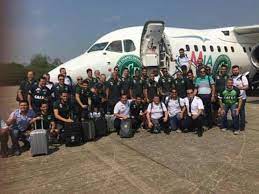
[{"x1": 251, "y1": 43, "x2": 259, "y2": 69}]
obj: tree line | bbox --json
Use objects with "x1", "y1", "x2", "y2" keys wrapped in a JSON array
[{"x1": 0, "y1": 54, "x2": 62, "y2": 86}]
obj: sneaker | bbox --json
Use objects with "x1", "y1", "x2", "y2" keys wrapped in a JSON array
[
  {"x1": 176, "y1": 129, "x2": 182, "y2": 133},
  {"x1": 221, "y1": 128, "x2": 227, "y2": 132},
  {"x1": 234, "y1": 130, "x2": 240, "y2": 135}
]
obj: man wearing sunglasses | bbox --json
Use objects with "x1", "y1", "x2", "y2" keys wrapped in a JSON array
[
  {"x1": 194, "y1": 67, "x2": 215, "y2": 129},
  {"x1": 51, "y1": 74, "x2": 71, "y2": 102}
]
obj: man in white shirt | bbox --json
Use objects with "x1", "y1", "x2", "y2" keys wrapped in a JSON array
[
  {"x1": 182, "y1": 88, "x2": 204, "y2": 137},
  {"x1": 113, "y1": 94, "x2": 132, "y2": 135},
  {"x1": 231, "y1": 65, "x2": 249, "y2": 131},
  {"x1": 165, "y1": 89, "x2": 185, "y2": 133},
  {"x1": 146, "y1": 95, "x2": 168, "y2": 134},
  {"x1": 176, "y1": 48, "x2": 191, "y2": 73}
]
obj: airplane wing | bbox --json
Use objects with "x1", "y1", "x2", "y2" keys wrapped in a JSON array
[{"x1": 234, "y1": 25, "x2": 259, "y2": 39}]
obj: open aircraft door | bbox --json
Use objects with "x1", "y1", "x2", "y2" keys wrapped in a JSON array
[{"x1": 140, "y1": 21, "x2": 173, "y2": 71}]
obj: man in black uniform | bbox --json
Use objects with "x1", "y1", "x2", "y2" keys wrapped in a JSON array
[
  {"x1": 158, "y1": 68, "x2": 175, "y2": 101},
  {"x1": 36, "y1": 101, "x2": 57, "y2": 138},
  {"x1": 17, "y1": 70, "x2": 38, "y2": 101},
  {"x1": 28, "y1": 77, "x2": 51, "y2": 113},
  {"x1": 85, "y1": 68, "x2": 98, "y2": 88},
  {"x1": 53, "y1": 92, "x2": 74, "y2": 129},
  {"x1": 75, "y1": 80, "x2": 92, "y2": 120},
  {"x1": 106, "y1": 72, "x2": 122, "y2": 113},
  {"x1": 131, "y1": 69, "x2": 145, "y2": 99},
  {"x1": 51, "y1": 74, "x2": 71, "y2": 102},
  {"x1": 120, "y1": 68, "x2": 132, "y2": 97},
  {"x1": 130, "y1": 96, "x2": 145, "y2": 130},
  {"x1": 141, "y1": 67, "x2": 148, "y2": 82},
  {"x1": 186, "y1": 70, "x2": 195, "y2": 90},
  {"x1": 95, "y1": 74, "x2": 107, "y2": 113},
  {"x1": 174, "y1": 71, "x2": 188, "y2": 98},
  {"x1": 213, "y1": 64, "x2": 229, "y2": 124},
  {"x1": 144, "y1": 72, "x2": 159, "y2": 103}
]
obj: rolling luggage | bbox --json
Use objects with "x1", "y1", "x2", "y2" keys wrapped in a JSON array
[
  {"x1": 120, "y1": 119, "x2": 134, "y2": 138},
  {"x1": 105, "y1": 114, "x2": 116, "y2": 133},
  {"x1": 30, "y1": 118, "x2": 49, "y2": 156},
  {"x1": 81, "y1": 119, "x2": 95, "y2": 142},
  {"x1": 94, "y1": 116, "x2": 107, "y2": 137},
  {"x1": 63, "y1": 122, "x2": 83, "y2": 146}
]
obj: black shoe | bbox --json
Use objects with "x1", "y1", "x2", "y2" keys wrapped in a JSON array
[
  {"x1": 23, "y1": 141, "x2": 30, "y2": 150},
  {"x1": 197, "y1": 128, "x2": 203, "y2": 137}
]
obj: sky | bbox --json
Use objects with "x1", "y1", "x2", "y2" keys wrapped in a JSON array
[{"x1": 4, "y1": 0, "x2": 259, "y2": 64}]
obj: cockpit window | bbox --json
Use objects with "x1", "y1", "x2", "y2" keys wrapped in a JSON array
[
  {"x1": 88, "y1": 42, "x2": 108, "y2": 53},
  {"x1": 106, "y1": 40, "x2": 122, "y2": 53},
  {"x1": 123, "y1": 39, "x2": 136, "y2": 52}
]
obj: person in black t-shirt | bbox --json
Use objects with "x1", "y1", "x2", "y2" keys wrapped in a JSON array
[{"x1": 130, "y1": 96, "x2": 145, "y2": 130}]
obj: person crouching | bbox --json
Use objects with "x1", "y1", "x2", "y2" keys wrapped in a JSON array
[{"x1": 146, "y1": 95, "x2": 168, "y2": 134}]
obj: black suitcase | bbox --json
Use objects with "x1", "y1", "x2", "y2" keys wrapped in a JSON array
[
  {"x1": 94, "y1": 117, "x2": 107, "y2": 137},
  {"x1": 63, "y1": 122, "x2": 83, "y2": 146},
  {"x1": 81, "y1": 120, "x2": 95, "y2": 142}
]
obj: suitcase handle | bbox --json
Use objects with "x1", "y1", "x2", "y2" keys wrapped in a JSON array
[{"x1": 34, "y1": 115, "x2": 44, "y2": 130}]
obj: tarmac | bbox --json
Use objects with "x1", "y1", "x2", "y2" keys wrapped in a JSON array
[{"x1": 0, "y1": 86, "x2": 259, "y2": 194}]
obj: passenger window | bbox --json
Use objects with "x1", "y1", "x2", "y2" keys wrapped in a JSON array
[
  {"x1": 106, "y1": 40, "x2": 122, "y2": 53},
  {"x1": 243, "y1": 47, "x2": 246, "y2": 53},
  {"x1": 194, "y1": 45, "x2": 198, "y2": 52},
  {"x1": 185, "y1": 45, "x2": 190, "y2": 51},
  {"x1": 210, "y1": 45, "x2": 214, "y2": 52},
  {"x1": 231, "y1": 46, "x2": 235, "y2": 52},
  {"x1": 123, "y1": 39, "x2": 136, "y2": 52},
  {"x1": 217, "y1": 46, "x2": 221, "y2": 52},
  {"x1": 202, "y1": 45, "x2": 206, "y2": 52},
  {"x1": 224, "y1": 46, "x2": 228, "y2": 52}
]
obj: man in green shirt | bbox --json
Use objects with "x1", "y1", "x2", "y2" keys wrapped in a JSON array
[{"x1": 218, "y1": 78, "x2": 242, "y2": 134}]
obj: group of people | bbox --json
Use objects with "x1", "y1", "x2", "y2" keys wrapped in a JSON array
[{"x1": 0, "y1": 49, "x2": 249, "y2": 158}]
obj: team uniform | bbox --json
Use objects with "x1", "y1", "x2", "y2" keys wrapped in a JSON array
[
  {"x1": 158, "y1": 75, "x2": 175, "y2": 100},
  {"x1": 144, "y1": 79, "x2": 159, "y2": 101},
  {"x1": 75, "y1": 86, "x2": 92, "y2": 120},
  {"x1": 131, "y1": 77, "x2": 145, "y2": 98},
  {"x1": 120, "y1": 76, "x2": 132, "y2": 97},
  {"x1": 18, "y1": 79, "x2": 38, "y2": 101},
  {"x1": 130, "y1": 101, "x2": 145, "y2": 129},
  {"x1": 51, "y1": 83, "x2": 71, "y2": 101},
  {"x1": 29, "y1": 85, "x2": 51, "y2": 113},
  {"x1": 174, "y1": 78, "x2": 188, "y2": 98},
  {"x1": 218, "y1": 87, "x2": 242, "y2": 131},
  {"x1": 106, "y1": 77, "x2": 121, "y2": 113}
]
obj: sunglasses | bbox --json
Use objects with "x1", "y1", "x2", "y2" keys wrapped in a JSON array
[
  {"x1": 77, "y1": 78, "x2": 82, "y2": 81},
  {"x1": 200, "y1": 71, "x2": 206, "y2": 73},
  {"x1": 187, "y1": 92, "x2": 193, "y2": 94},
  {"x1": 59, "y1": 79, "x2": 64, "y2": 81}
]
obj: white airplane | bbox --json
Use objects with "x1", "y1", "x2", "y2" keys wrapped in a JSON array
[{"x1": 49, "y1": 21, "x2": 259, "y2": 88}]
